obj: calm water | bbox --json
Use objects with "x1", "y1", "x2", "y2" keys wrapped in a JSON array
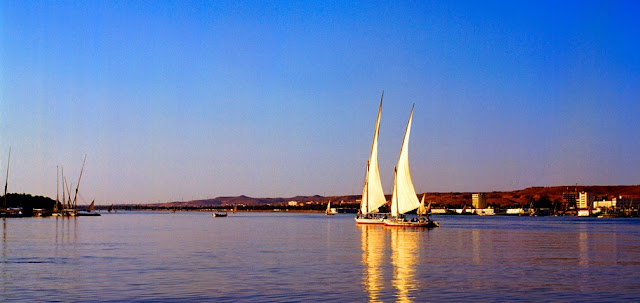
[{"x1": 2, "y1": 212, "x2": 640, "y2": 302}]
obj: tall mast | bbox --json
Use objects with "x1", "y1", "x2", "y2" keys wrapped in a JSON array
[
  {"x1": 3, "y1": 147, "x2": 11, "y2": 209},
  {"x1": 367, "y1": 92, "x2": 383, "y2": 211},
  {"x1": 62, "y1": 166, "x2": 65, "y2": 209},
  {"x1": 64, "y1": 177, "x2": 72, "y2": 209},
  {"x1": 390, "y1": 104, "x2": 420, "y2": 216},
  {"x1": 362, "y1": 161, "x2": 369, "y2": 213},
  {"x1": 361, "y1": 92, "x2": 386, "y2": 215},
  {"x1": 56, "y1": 165, "x2": 59, "y2": 211},
  {"x1": 393, "y1": 167, "x2": 398, "y2": 217},
  {"x1": 72, "y1": 155, "x2": 87, "y2": 209}
]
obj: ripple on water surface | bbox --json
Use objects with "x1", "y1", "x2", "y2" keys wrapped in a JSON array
[{"x1": 1, "y1": 213, "x2": 640, "y2": 302}]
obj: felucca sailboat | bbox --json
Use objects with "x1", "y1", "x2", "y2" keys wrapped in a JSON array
[
  {"x1": 77, "y1": 199, "x2": 101, "y2": 216},
  {"x1": 356, "y1": 94, "x2": 389, "y2": 224},
  {"x1": 384, "y1": 105, "x2": 438, "y2": 228},
  {"x1": 325, "y1": 200, "x2": 337, "y2": 215}
]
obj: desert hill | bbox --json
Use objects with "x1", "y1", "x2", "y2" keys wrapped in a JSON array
[{"x1": 146, "y1": 185, "x2": 640, "y2": 208}]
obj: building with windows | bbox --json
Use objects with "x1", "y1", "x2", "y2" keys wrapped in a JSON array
[
  {"x1": 593, "y1": 198, "x2": 615, "y2": 209},
  {"x1": 578, "y1": 191, "x2": 594, "y2": 209},
  {"x1": 472, "y1": 193, "x2": 487, "y2": 209},
  {"x1": 563, "y1": 191, "x2": 578, "y2": 209},
  {"x1": 612, "y1": 196, "x2": 640, "y2": 209}
]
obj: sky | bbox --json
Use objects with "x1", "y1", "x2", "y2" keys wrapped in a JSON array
[{"x1": 1, "y1": 1, "x2": 639, "y2": 204}]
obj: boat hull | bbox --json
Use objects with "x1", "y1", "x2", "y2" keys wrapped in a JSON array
[
  {"x1": 384, "y1": 218, "x2": 439, "y2": 228},
  {"x1": 76, "y1": 211, "x2": 101, "y2": 216},
  {"x1": 213, "y1": 212, "x2": 227, "y2": 217},
  {"x1": 355, "y1": 217, "x2": 385, "y2": 224}
]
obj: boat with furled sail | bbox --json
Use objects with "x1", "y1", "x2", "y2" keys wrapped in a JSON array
[
  {"x1": 355, "y1": 93, "x2": 388, "y2": 224},
  {"x1": 1, "y1": 147, "x2": 23, "y2": 218},
  {"x1": 384, "y1": 105, "x2": 438, "y2": 228}
]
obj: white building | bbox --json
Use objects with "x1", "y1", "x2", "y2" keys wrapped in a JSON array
[
  {"x1": 594, "y1": 199, "x2": 615, "y2": 209},
  {"x1": 578, "y1": 192, "x2": 594, "y2": 209}
]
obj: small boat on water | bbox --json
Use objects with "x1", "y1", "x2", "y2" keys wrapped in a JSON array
[
  {"x1": 326, "y1": 201, "x2": 337, "y2": 215},
  {"x1": 383, "y1": 105, "x2": 438, "y2": 228},
  {"x1": 355, "y1": 94, "x2": 388, "y2": 225},
  {"x1": 384, "y1": 215, "x2": 439, "y2": 227},
  {"x1": 77, "y1": 200, "x2": 101, "y2": 216},
  {"x1": 213, "y1": 211, "x2": 227, "y2": 217}
]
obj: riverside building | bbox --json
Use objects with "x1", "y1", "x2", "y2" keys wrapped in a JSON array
[
  {"x1": 578, "y1": 192, "x2": 595, "y2": 209},
  {"x1": 472, "y1": 193, "x2": 487, "y2": 209}
]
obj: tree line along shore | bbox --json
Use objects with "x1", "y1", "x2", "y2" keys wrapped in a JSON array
[{"x1": 3, "y1": 185, "x2": 639, "y2": 216}]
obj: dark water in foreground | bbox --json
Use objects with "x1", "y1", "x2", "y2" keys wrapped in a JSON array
[{"x1": 1, "y1": 212, "x2": 640, "y2": 302}]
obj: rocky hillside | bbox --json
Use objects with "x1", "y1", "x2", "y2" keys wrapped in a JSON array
[{"x1": 146, "y1": 185, "x2": 640, "y2": 208}]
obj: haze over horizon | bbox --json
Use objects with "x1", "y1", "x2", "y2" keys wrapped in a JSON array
[{"x1": 1, "y1": 1, "x2": 639, "y2": 204}]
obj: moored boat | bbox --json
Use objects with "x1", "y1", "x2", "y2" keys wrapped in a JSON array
[
  {"x1": 213, "y1": 211, "x2": 227, "y2": 217},
  {"x1": 0, "y1": 148, "x2": 24, "y2": 218}
]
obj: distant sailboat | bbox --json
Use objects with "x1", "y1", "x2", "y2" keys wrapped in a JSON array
[
  {"x1": 108, "y1": 204, "x2": 114, "y2": 213},
  {"x1": 213, "y1": 211, "x2": 227, "y2": 217},
  {"x1": 326, "y1": 201, "x2": 337, "y2": 215},
  {"x1": 356, "y1": 94, "x2": 388, "y2": 225},
  {"x1": 384, "y1": 105, "x2": 438, "y2": 228},
  {"x1": 417, "y1": 194, "x2": 427, "y2": 215},
  {"x1": 77, "y1": 199, "x2": 101, "y2": 216}
]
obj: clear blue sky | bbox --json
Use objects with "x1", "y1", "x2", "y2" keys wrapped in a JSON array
[{"x1": 1, "y1": 1, "x2": 639, "y2": 204}]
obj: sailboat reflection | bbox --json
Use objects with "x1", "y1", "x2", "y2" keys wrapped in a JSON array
[
  {"x1": 359, "y1": 224, "x2": 386, "y2": 302},
  {"x1": 360, "y1": 225, "x2": 422, "y2": 303},
  {"x1": 390, "y1": 228, "x2": 419, "y2": 303}
]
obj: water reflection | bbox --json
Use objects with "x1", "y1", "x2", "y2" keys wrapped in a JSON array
[
  {"x1": 577, "y1": 224, "x2": 589, "y2": 267},
  {"x1": 359, "y1": 226, "x2": 421, "y2": 303},
  {"x1": 472, "y1": 229, "x2": 481, "y2": 265},
  {"x1": 359, "y1": 225, "x2": 386, "y2": 303},
  {"x1": 390, "y1": 228, "x2": 419, "y2": 303},
  {"x1": 1, "y1": 219, "x2": 8, "y2": 297},
  {"x1": 1, "y1": 214, "x2": 638, "y2": 302},
  {"x1": 578, "y1": 231, "x2": 588, "y2": 266}
]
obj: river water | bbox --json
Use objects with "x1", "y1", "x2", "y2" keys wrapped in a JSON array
[{"x1": 1, "y1": 212, "x2": 640, "y2": 302}]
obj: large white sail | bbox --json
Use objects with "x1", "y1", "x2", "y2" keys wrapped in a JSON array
[
  {"x1": 361, "y1": 94, "x2": 387, "y2": 214},
  {"x1": 390, "y1": 105, "x2": 420, "y2": 217}
]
